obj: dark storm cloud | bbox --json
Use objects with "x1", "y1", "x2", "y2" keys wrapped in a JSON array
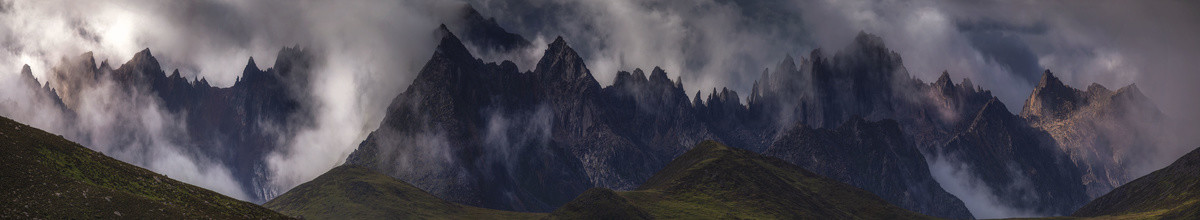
[
  {"x1": 955, "y1": 18, "x2": 1046, "y2": 84},
  {"x1": 956, "y1": 19, "x2": 1047, "y2": 34},
  {"x1": 960, "y1": 29, "x2": 1043, "y2": 84}
]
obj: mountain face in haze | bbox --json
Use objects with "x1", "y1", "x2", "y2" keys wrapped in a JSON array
[
  {"x1": 932, "y1": 98, "x2": 1090, "y2": 214},
  {"x1": 1072, "y1": 146, "x2": 1200, "y2": 218},
  {"x1": 764, "y1": 118, "x2": 974, "y2": 219},
  {"x1": 0, "y1": 116, "x2": 289, "y2": 219},
  {"x1": 40, "y1": 47, "x2": 317, "y2": 203},
  {"x1": 1021, "y1": 70, "x2": 1168, "y2": 198}
]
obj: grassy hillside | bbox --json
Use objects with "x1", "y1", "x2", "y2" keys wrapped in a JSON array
[
  {"x1": 1070, "y1": 147, "x2": 1200, "y2": 219},
  {"x1": 550, "y1": 140, "x2": 932, "y2": 219},
  {"x1": 0, "y1": 116, "x2": 289, "y2": 219},
  {"x1": 263, "y1": 165, "x2": 544, "y2": 219}
]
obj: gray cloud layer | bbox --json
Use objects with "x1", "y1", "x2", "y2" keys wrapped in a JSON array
[{"x1": 2, "y1": 0, "x2": 1197, "y2": 215}]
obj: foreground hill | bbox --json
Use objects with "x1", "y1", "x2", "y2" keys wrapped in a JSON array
[
  {"x1": 550, "y1": 140, "x2": 931, "y2": 219},
  {"x1": 263, "y1": 165, "x2": 542, "y2": 219},
  {"x1": 1071, "y1": 147, "x2": 1200, "y2": 219},
  {"x1": 0, "y1": 116, "x2": 289, "y2": 219}
]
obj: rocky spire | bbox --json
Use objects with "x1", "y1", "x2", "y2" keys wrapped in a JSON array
[
  {"x1": 1020, "y1": 69, "x2": 1080, "y2": 120},
  {"x1": 245, "y1": 56, "x2": 260, "y2": 73},
  {"x1": 432, "y1": 24, "x2": 475, "y2": 63},
  {"x1": 532, "y1": 36, "x2": 600, "y2": 93},
  {"x1": 19, "y1": 64, "x2": 40, "y2": 89}
]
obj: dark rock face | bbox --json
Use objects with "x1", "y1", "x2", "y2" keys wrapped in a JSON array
[
  {"x1": 42, "y1": 47, "x2": 318, "y2": 203},
  {"x1": 346, "y1": 30, "x2": 594, "y2": 212},
  {"x1": 1021, "y1": 70, "x2": 1168, "y2": 198},
  {"x1": 764, "y1": 118, "x2": 974, "y2": 219},
  {"x1": 932, "y1": 98, "x2": 1090, "y2": 215}
]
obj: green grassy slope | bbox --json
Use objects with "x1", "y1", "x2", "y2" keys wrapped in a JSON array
[
  {"x1": 550, "y1": 140, "x2": 932, "y2": 219},
  {"x1": 1069, "y1": 147, "x2": 1200, "y2": 219},
  {"x1": 0, "y1": 116, "x2": 289, "y2": 219},
  {"x1": 263, "y1": 165, "x2": 544, "y2": 219}
]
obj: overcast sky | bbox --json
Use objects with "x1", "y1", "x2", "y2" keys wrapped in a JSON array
[
  {"x1": 4, "y1": 0, "x2": 1197, "y2": 121},
  {"x1": 1, "y1": 0, "x2": 1197, "y2": 217}
]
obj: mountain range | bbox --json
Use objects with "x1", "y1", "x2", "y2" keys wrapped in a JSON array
[
  {"x1": 3, "y1": 4, "x2": 1186, "y2": 219},
  {"x1": 340, "y1": 22, "x2": 1141, "y2": 217}
]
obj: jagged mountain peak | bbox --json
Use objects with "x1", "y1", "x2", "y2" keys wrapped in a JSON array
[
  {"x1": 125, "y1": 48, "x2": 162, "y2": 71},
  {"x1": 933, "y1": 71, "x2": 955, "y2": 91},
  {"x1": 436, "y1": 23, "x2": 451, "y2": 35},
  {"x1": 19, "y1": 64, "x2": 39, "y2": 88},
  {"x1": 648, "y1": 66, "x2": 671, "y2": 85},
  {"x1": 533, "y1": 35, "x2": 599, "y2": 91},
  {"x1": 245, "y1": 56, "x2": 260, "y2": 73},
  {"x1": 455, "y1": 4, "x2": 531, "y2": 52},
  {"x1": 432, "y1": 26, "x2": 475, "y2": 63},
  {"x1": 20, "y1": 64, "x2": 32, "y2": 76},
  {"x1": 1034, "y1": 69, "x2": 1070, "y2": 92},
  {"x1": 935, "y1": 71, "x2": 953, "y2": 85},
  {"x1": 778, "y1": 54, "x2": 798, "y2": 73},
  {"x1": 1085, "y1": 83, "x2": 1111, "y2": 94},
  {"x1": 632, "y1": 68, "x2": 647, "y2": 81},
  {"x1": 78, "y1": 51, "x2": 98, "y2": 71},
  {"x1": 1021, "y1": 69, "x2": 1081, "y2": 120},
  {"x1": 845, "y1": 31, "x2": 891, "y2": 55}
]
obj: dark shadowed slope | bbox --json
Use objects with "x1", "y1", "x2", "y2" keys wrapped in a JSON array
[
  {"x1": 0, "y1": 116, "x2": 289, "y2": 219},
  {"x1": 263, "y1": 165, "x2": 542, "y2": 220},
  {"x1": 764, "y1": 117, "x2": 974, "y2": 219},
  {"x1": 552, "y1": 140, "x2": 932, "y2": 219},
  {"x1": 1072, "y1": 146, "x2": 1200, "y2": 219}
]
